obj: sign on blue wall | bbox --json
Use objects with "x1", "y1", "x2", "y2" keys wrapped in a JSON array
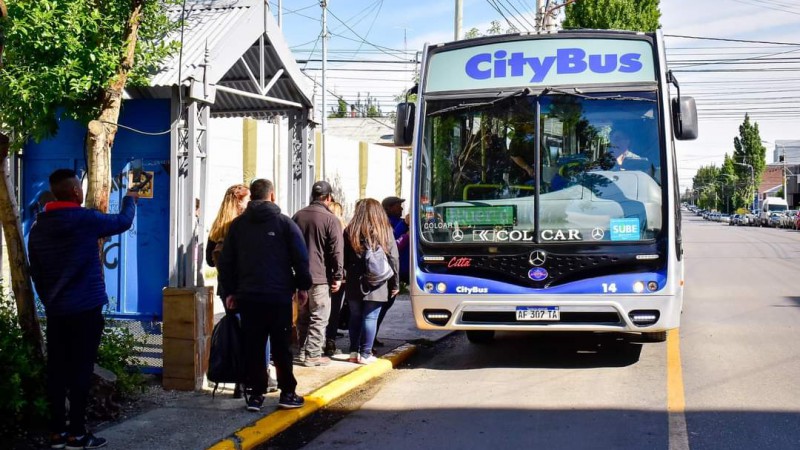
[{"x1": 23, "y1": 100, "x2": 171, "y2": 319}]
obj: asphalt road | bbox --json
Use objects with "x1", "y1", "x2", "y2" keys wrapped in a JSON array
[{"x1": 278, "y1": 213, "x2": 800, "y2": 450}]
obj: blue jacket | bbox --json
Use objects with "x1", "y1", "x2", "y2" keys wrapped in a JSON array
[
  {"x1": 28, "y1": 197, "x2": 136, "y2": 317},
  {"x1": 218, "y1": 200, "x2": 312, "y2": 300},
  {"x1": 389, "y1": 215, "x2": 410, "y2": 284}
]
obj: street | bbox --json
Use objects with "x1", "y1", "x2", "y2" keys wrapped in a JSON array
[{"x1": 275, "y1": 213, "x2": 800, "y2": 450}]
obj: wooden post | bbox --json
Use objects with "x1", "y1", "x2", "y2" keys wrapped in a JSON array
[{"x1": 162, "y1": 287, "x2": 213, "y2": 391}]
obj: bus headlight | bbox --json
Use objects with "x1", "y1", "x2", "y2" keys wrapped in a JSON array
[
  {"x1": 424, "y1": 282, "x2": 434, "y2": 293},
  {"x1": 436, "y1": 282, "x2": 447, "y2": 293},
  {"x1": 632, "y1": 281, "x2": 645, "y2": 293}
]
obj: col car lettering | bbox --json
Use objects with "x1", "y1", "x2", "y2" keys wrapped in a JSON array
[
  {"x1": 473, "y1": 229, "x2": 581, "y2": 241},
  {"x1": 465, "y1": 48, "x2": 643, "y2": 83}
]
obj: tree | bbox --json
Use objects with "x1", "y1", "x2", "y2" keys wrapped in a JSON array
[
  {"x1": 0, "y1": 0, "x2": 178, "y2": 356},
  {"x1": 464, "y1": 20, "x2": 517, "y2": 39},
  {"x1": 329, "y1": 98, "x2": 347, "y2": 118},
  {"x1": 562, "y1": 0, "x2": 661, "y2": 32},
  {"x1": 733, "y1": 113, "x2": 766, "y2": 203}
]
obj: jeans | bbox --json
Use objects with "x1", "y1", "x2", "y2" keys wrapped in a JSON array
[
  {"x1": 46, "y1": 307, "x2": 105, "y2": 435},
  {"x1": 238, "y1": 296, "x2": 296, "y2": 395},
  {"x1": 348, "y1": 299, "x2": 383, "y2": 358},
  {"x1": 296, "y1": 284, "x2": 331, "y2": 359}
]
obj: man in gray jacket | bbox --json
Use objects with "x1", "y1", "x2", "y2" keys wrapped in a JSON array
[{"x1": 292, "y1": 180, "x2": 344, "y2": 366}]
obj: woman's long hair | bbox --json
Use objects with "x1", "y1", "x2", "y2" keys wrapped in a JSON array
[
  {"x1": 208, "y1": 184, "x2": 250, "y2": 242},
  {"x1": 345, "y1": 198, "x2": 392, "y2": 255}
]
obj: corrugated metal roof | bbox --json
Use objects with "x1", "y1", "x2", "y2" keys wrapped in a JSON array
[{"x1": 130, "y1": 0, "x2": 312, "y2": 117}]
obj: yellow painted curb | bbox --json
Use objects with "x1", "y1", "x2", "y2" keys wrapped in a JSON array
[{"x1": 207, "y1": 343, "x2": 418, "y2": 450}]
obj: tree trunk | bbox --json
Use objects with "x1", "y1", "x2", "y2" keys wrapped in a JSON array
[
  {"x1": 0, "y1": 134, "x2": 44, "y2": 361},
  {"x1": 84, "y1": 0, "x2": 145, "y2": 212}
]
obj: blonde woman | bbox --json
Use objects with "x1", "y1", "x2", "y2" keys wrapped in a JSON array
[
  {"x1": 205, "y1": 184, "x2": 250, "y2": 398},
  {"x1": 206, "y1": 184, "x2": 250, "y2": 270},
  {"x1": 343, "y1": 198, "x2": 399, "y2": 364}
]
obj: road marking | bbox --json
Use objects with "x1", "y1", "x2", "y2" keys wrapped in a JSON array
[{"x1": 667, "y1": 328, "x2": 690, "y2": 450}]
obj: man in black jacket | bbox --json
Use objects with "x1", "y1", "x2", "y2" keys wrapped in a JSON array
[
  {"x1": 218, "y1": 179, "x2": 312, "y2": 412},
  {"x1": 291, "y1": 180, "x2": 344, "y2": 366}
]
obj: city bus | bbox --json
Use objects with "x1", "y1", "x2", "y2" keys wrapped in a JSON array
[{"x1": 394, "y1": 29, "x2": 697, "y2": 343}]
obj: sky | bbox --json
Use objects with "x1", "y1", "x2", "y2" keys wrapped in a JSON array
[{"x1": 271, "y1": 0, "x2": 800, "y2": 192}]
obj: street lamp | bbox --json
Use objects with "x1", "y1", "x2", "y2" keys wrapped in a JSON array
[{"x1": 734, "y1": 161, "x2": 755, "y2": 212}]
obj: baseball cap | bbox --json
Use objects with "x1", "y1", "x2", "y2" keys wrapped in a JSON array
[
  {"x1": 311, "y1": 180, "x2": 333, "y2": 198},
  {"x1": 382, "y1": 196, "x2": 405, "y2": 209}
]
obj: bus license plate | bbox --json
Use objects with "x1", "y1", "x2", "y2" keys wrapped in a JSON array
[{"x1": 516, "y1": 306, "x2": 559, "y2": 321}]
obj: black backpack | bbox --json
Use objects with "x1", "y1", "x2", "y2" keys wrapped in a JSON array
[
  {"x1": 207, "y1": 314, "x2": 244, "y2": 396},
  {"x1": 360, "y1": 244, "x2": 394, "y2": 294}
]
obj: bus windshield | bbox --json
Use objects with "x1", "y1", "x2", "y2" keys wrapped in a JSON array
[{"x1": 418, "y1": 91, "x2": 664, "y2": 245}]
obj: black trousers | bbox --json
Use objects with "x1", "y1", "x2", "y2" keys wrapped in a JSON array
[
  {"x1": 326, "y1": 287, "x2": 346, "y2": 340},
  {"x1": 46, "y1": 306, "x2": 105, "y2": 435},
  {"x1": 375, "y1": 292, "x2": 397, "y2": 338},
  {"x1": 238, "y1": 296, "x2": 296, "y2": 395}
]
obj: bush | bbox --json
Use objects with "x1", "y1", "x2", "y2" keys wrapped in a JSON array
[
  {"x1": 0, "y1": 290, "x2": 47, "y2": 439},
  {"x1": 97, "y1": 317, "x2": 146, "y2": 398}
]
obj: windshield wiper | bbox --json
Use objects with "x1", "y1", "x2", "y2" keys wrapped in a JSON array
[
  {"x1": 540, "y1": 87, "x2": 656, "y2": 103},
  {"x1": 428, "y1": 87, "x2": 531, "y2": 117}
]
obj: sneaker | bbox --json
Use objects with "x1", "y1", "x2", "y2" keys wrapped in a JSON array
[
  {"x1": 302, "y1": 356, "x2": 331, "y2": 367},
  {"x1": 358, "y1": 355, "x2": 379, "y2": 365},
  {"x1": 292, "y1": 355, "x2": 306, "y2": 365},
  {"x1": 246, "y1": 394, "x2": 265, "y2": 412},
  {"x1": 65, "y1": 433, "x2": 107, "y2": 450},
  {"x1": 278, "y1": 392, "x2": 305, "y2": 409},
  {"x1": 347, "y1": 352, "x2": 360, "y2": 363},
  {"x1": 50, "y1": 432, "x2": 67, "y2": 449}
]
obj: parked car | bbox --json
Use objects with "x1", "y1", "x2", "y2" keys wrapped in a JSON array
[
  {"x1": 768, "y1": 212, "x2": 782, "y2": 227},
  {"x1": 781, "y1": 210, "x2": 798, "y2": 229}
]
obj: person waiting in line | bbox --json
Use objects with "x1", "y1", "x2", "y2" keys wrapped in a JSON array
[
  {"x1": 324, "y1": 200, "x2": 348, "y2": 356},
  {"x1": 217, "y1": 179, "x2": 311, "y2": 412},
  {"x1": 292, "y1": 181, "x2": 344, "y2": 367},
  {"x1": 29, "y1": 169, "x2": 138, "y2": 449},
  {"x1": 375, "y1": 196, "x2": 408, "y2": 348},
  {"x1": 343, "y1": 198, "x2": 399, "y2": 365}
]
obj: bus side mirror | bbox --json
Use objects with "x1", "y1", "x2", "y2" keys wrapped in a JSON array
[
  {"x1": 672, "y1": 96, "x2": 698, "y2": 140},
  {"x1": 394, "y1": 102, "x2": 415, "y2": 146}
]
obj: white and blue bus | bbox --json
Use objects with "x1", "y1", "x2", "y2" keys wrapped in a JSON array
[{"x1": 394, "y1": 30, "x2": 697, "y2": 343}]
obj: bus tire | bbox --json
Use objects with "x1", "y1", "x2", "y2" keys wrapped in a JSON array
[
  {"x1": 466, "y1": 330, "x2": 495, "y2": 344},
  {"x1": 642, "y1": 331, "x2": 667, "y2": 342}
]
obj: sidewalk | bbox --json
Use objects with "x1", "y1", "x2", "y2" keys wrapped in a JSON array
[{"x1": 96, "y1": 294, "x2": 450, "y2": 450}]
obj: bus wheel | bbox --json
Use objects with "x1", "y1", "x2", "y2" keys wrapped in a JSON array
[
  {"x1": 642, "y1": 331, "x2": 667, "y2": 342},
  {"x1": 466, "y1": 330, "x2": 495, "y2": 344}
]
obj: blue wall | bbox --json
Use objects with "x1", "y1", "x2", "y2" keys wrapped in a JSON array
[{"x1": 23, "y1": 99, "x2": 171, "y2": 320}]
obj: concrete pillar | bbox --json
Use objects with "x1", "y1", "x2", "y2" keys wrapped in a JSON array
[
  {"x1": 359, "y1": 141, "x2": 368, "y2": 199},
  {"x1": 243, "y1": 118, "x2": 258, "y2": 185}
]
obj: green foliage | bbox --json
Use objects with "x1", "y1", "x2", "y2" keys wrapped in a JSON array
[
  {"x1": 733, "y1": 113, "x2": 766, "y2": 187},
  {"x1": 465, "y1": 19, "x2": 517, "y2": 39},
  {"x1": 97, "y1": 317, "x2": 145, "y2": 397},
  {"x1": 562, "y1": 0, "x2": 661, "y2": 32},
  {"x1": 0, "y1": 290, "x2": 47, "y2": 439},
  {"x1": 0, "y1": 0, "x2": 180, "y2": 149}
]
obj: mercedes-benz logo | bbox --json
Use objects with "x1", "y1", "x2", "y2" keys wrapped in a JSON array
[
  {"x1": 591, "y1": 228, "x2": 605, "y2": 240},
  {"x1": 452, "y1": 229, "x2": 464, "y2": 242},
  {"x1": 529, "y1": 250, "x2": 546, "y2": 266}
]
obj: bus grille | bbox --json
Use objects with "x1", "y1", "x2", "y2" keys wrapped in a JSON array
[{"x1": 461, "y1": 311, "x2": 622, "y2": 324}]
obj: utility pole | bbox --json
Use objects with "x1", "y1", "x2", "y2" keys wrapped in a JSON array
[
  {"x1": 454, "y1": 0, "x2": 463, "y2": 40},
  {"x1": 320, "y1": 0, "x2": 328, "y2": 180},
  {"x1": 277, "y1": 0, "x2": 283, "y2": 27},
  {"x1": 535, "y1": 0, "x2": 543, "y2": 32}
]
